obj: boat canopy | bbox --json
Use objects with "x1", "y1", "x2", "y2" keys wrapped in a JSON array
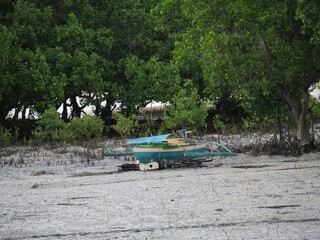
[{"x1": 127, "y1": 134, "x2": 170, "y2": 145}]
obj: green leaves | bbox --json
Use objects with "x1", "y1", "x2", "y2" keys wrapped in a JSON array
[
  {"x1": 112, "y1": 113, "x2": 138, "y2": 139},
  {"x1": 56, "y1": 13, "x2": 93, "y2": 52},
  {"x1": 162, "y1": 80, "x2": 208, "y2": 132},
  {"x1": 34, "y1": 108, "x2": 104, "y2": 144},
  {"x1": 69, "y1": 115, "x2": 104, "y2": 142},
  {"x1": 119, "y1": 55, "x2": 180, "y2": 110},
  {"x1": 37, "y1": 108, "x2": 64, "y2": 132},
  {"x1": 296, "y1": 0, "x2": 320, "y2": 44}
]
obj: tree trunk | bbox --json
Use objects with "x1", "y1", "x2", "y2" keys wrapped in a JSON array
[
  {"x1": 93, "y1": 94, "x2": 116, "y2": 126},
  {"x1": 278, "y1": 84, "x2": 312, "y2": 147},
  {"x1": 70, "y1": 95, "x2": 82, "y2": 118},
  {"x1": 61, "y1": 99, "x2": 68, "y2": 122},
  {"x1": 297, "y1": 90, "x2": 314, "y2": 152},
  {"x1": 21, "y1": 106, "x2": 27, "y2": 120}
]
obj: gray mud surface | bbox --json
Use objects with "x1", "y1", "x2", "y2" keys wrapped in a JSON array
[{"x1": 0, "y1": 146, "x2": 319, "y2": 239}]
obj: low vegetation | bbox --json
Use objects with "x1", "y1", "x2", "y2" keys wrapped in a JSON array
[{"x1": 31, "y1": 108, "x2": 104, "y2": 146}]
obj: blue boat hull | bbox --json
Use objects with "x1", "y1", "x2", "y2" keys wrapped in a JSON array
[{"x1": 133, "y1": 144, "x2": 208, "y2": 163}]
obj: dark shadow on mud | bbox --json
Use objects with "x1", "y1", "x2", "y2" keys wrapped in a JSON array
[{"x1": 232, "y1": 164, "x2": 274, "y2": 169}]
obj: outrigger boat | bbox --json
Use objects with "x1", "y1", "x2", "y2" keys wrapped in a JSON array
[{"x1": 103, "y1": 130, "x2": 236, "y2": 171}]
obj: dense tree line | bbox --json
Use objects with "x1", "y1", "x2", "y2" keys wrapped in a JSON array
[
  {"x1": 1, "y1": 0, "x2": 175, "y2": 123},
  {"x1": 0, "y1": 0, "x2": 319, "y2": 147}
]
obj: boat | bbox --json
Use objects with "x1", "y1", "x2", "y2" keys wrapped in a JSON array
[{"x1": 103, "y1": 130, "x2": 236, "y2": 171}]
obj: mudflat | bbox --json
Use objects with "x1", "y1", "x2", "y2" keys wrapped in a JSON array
[{"x1": 0, "y1": 146, "x2": 319, "y2": 239}]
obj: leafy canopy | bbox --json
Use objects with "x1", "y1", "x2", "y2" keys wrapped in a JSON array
[{"x1": 162, "y1": 80, "x2": 208, "y2": 132}]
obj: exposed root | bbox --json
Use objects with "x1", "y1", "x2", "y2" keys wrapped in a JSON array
[{"x1": 248, "y1": 132, "x2": 301, "y2": 156}]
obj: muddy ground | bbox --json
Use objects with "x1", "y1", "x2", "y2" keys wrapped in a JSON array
[{"x1": 0, "y1": 144, "x2": 319, "y2": 239}]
